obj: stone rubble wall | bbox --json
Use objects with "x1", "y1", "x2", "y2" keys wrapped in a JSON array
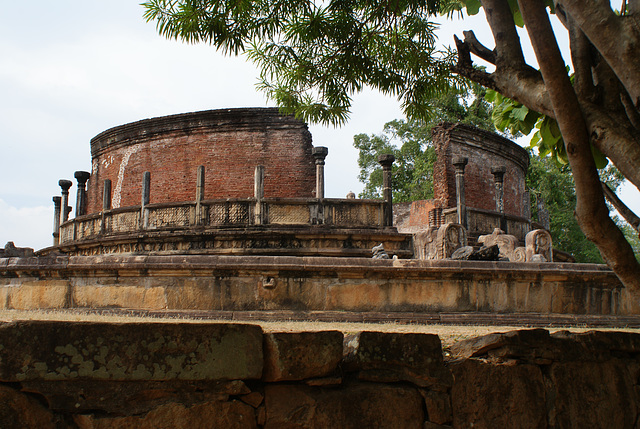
[{"x1": 1, "y1": 321, "x2": 639, "y2": 428}]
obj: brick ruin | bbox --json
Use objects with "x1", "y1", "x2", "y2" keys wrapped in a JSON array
[
  {"x1": 1, "y1": 108, "x2": 639, "y2": 427},
  {"x1": 45, "y1": 108, "x2": 553, "y2": 263}
]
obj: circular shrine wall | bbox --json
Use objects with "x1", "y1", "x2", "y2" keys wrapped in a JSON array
[
  {"x1": 432, "y1": 123, "x2": 530, "y2": 217},
  {"x1": 86, "y1": 108, "x2": 315, "y2": 215}
]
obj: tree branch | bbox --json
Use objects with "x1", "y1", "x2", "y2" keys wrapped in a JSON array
[
  {"x1": 559, "y1": 0, "x2": 640, "y2": 108},
  {"x1": 602, "y1": 182, "x2": 640, "y2": 230}
]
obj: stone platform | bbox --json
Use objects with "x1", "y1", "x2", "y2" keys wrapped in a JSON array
[{"x1": 0, "y1": 254, "x2": 634, "y2": 315}]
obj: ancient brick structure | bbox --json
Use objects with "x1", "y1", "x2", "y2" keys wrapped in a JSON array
[
  {"x1": 49, "y1": 108, "x2": 410, "y2": 258},
  {"x1": 431, "y1": 122, "x2": 529, "y2": 217},
  {"x1": 86, "y1": 108, "x2": 316, "y2": 214}
]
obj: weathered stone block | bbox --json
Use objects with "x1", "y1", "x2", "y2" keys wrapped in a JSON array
[
  {"x1": 262, "y1": 331, "x2": 343, "y2": 382},
  {"x1": 264, "y1": 383, "x2": 424, "y2": 429},
  {"x1": 450, "y1": 359, "x2": 546, "y2": 429},
  {"x1": 74, "y1": 399, "x2": 257, "y2": 429},
  {"x1": 0, "y1": 321, "x2": 263, "y2": 382},
  {"x1": 546, "y1": 360, "x2": 638, "y2": 428},
  {"x1": 0, "y1": 385, "x2": 59, "y2": 429},
  {"x1": 344, "y1": 331, "x2": 452, "y2": 389}
]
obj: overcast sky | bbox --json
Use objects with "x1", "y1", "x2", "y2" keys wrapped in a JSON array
[{"x1": 1, "y1": 1, "x2": 638, "y2": 251}]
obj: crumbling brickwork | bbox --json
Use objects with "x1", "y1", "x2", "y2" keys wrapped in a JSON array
[
  {"x1": 432, "y1": 123, "x2": 529, "y2": 217},
  {"x1": 86, "y1": 108, "x2": 315, "y2": 214}
]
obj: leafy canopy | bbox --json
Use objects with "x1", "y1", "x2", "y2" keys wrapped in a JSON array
[{"x1": 143, "y1": 0, "x2": 459, "y2": 125}]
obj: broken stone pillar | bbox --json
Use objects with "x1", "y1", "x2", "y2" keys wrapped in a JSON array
[
  {"x1": 523, "y1": 190, "x2": 531, "y2": 221},
  {"x1": 58, "y1": 179, "x2": 73, "y2": 225},
  {"x1": 254, "y1": 165, "x2": 265, "y2": 224},
  {"x1": 74, "y1": 171, "x2": 90, "y2": 217},
  {"x1": 52, "y1": 196, "x2": 61, "y2": 246},
  {"x1": 452, "y1": 157, "x2": 468, "y2": 228},
  {"x1": 312, "y1": 147, "x2": 328, "y2": 199},
  {"x1": 526, "y1": 229, "x2": 553, "y2": 262},
  {"x1": 195, "y1": 166, "x2": 205, "y2": 225},
  {"x1": 141, "y1": 171, "x2": 151, "y2": 229},
  {"x1": 378, "y1": 154, "x2": 395, "y2": 227},
  {"x1": 536, "y1": 195, "x2": 551, "y2": 231},
  {"x1": 102, "y1": 180, "x2": 112, "y2": 210},
  {"x1": 491, "y1": 166, "x2": 506, "y2": 214}
]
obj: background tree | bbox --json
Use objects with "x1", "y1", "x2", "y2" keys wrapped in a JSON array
[
  {"x1": 354, "y1": 83, "x2": 492, "y2": 202},
  {"x1": 143, "y1": 0, "x2": 640, "y2": 290}
]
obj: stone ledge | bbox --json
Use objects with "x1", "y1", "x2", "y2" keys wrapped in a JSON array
[{"x1": 0, "y1": 321, "x2": 263, "y2": 382}]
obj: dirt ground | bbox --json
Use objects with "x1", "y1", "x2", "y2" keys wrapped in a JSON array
[{"x1": 2, "y1": 309, "x2": 639, "y2": 349}]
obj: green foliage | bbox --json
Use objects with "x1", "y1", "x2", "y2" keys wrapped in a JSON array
[
  {"x1": 355, "y1": 84, "x2": 493, "y2": 201},
  {"x1": 486, "y1": 89, "x2": 609, "y2": 169},
  {"x1": 143, "y1": 0, "x2": 461, "y2": 125},
  {"x1": 526, "y1": 154, "x2": 628, "y2": 263},
  {"x1": 354, "y1": 119, "x2": 436, "y2": 202}
]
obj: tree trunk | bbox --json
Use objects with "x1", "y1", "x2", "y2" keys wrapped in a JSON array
[{"x1": 517, "y1": 0, "x2": 640, "y2": 292}]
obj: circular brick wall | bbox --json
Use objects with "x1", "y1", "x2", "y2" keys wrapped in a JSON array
[
  {"x1": 432, "y1": 123, "x2": 530, "y2": 217},
  {"x1": 86, "y1": 108, "x2": 315, "y2": 214}
]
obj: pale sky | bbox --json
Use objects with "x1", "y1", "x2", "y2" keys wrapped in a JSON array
[{"x1": 1, "y1": 1, "x2": 638, "y2": 251}]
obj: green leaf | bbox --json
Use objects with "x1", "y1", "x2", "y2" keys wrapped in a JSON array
[
  {"x1": 591, "y1": 144, "x2": 609, "y2": 169},
  {"x1": 464, "y1": 0, "x2": 482, "y2": 16}
]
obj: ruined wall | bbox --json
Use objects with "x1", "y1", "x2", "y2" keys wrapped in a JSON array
[
  {"x1": 432, "y1": 123, "x2": 529, "y2": 217},
  {"x1": 0, "y1": 254, "x2": 634, "y2": 315},
  {"x1": 1, "y1": 321, "x2": 639, "y2": 428},
  {"x1": 86, "y1": 108, "x2": 315, "y2": 214}
]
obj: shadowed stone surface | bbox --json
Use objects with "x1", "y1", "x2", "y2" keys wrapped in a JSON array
[
  {"x1": 264, "y1": 383, "x2": 424, "y2": 429},
  {"x1": 0, "y1": 321, "x2": 263, "y2": 382},
  {"x1": 262, "y1": 331, "x2": 343, "y2": 382},
  {"x1": 344, "y1": 331, "x2": 452, "y2": 389},
  {"x1": 0, "y1": 385, "x2": 59, "y2": 429},
  {"x1": 450, "y1": 360, "x2": 547, "y2": 429},
  {"x1": 74, "y1": 399, "x2": 257, "y2": 429}
]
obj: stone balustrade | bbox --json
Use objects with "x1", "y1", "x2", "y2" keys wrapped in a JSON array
[{"x1": 58, "y1": 198, "x2": 387, "y2": 245}]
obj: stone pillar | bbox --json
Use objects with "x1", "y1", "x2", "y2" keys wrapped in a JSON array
[
  {"x1": 141, "y1": 171, "x2": 151, "y2": 229},
  {"x1": 74, "y1": 171, "x2": 91, "y2": 217},
  {"x1": 491, "y1": 167, "x2": 506, "y2": 214},
  {"x1": 452, "y1": 157, "x2": 468, "y2": 228},
  {"x1": 52, "y1": 196, "x2": 61, "y2": 246},
  {"x1": 378, "y1": 154, "x2": 395, "y2": 227},
  {"x1": 195, "y1": 166, "x2": 205, "y2": 225},
  {"x1": 254, "y1": 165, "x2": 265, "y2": 224},
  {"x1": 522, "y1": 190, "x2": 531, "y2": 221},
  {"x1": 103, "y1": 180, "x2": 112, "y2": 210},
  {"x1": 58, "y1": 179, "x2": 73, "y2": 225},
  {"x1": 312, "y1": 147, "x2": 329, "y2": 199}
]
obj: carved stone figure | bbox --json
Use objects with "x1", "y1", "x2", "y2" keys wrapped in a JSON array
[
  {"x1": 436, "y1": 223, "x2": 467, "y2": 259},
  {"x1": 372, "y1": 243, "x2": 390, "y2": 259},
  {"x1": 525, "y1": 229, "x2": 553, "y2": 262},
  {"x1": 478, "y1": 228, "x2": 520, "y2": 261}
]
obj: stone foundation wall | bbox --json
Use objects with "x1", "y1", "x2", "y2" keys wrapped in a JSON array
[
  {"x1": 0, "y1": 255, "x2": 635, "y2": 315},
  {"x1": 86, "y1": 108, "x2": 315, "y2": 213},
  {"x1": 1, "y1": 321, "x2": 639, "y2": 428}
]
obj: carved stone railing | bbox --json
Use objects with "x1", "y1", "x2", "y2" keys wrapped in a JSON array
[
  {"x1": 58, "y1": 198, "x2": 387, "y2": 245},
  {"x1": 443, "y1": 207, "x2": 532, "y2": 243}
]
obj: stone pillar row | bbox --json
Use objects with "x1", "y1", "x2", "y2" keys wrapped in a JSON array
[{"x1": 52, "y1": 147, "x2": 337, "y2": 244}]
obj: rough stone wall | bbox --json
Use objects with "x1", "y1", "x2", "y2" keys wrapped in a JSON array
[
  {"x1": 0, "y1": 254, "x2": 633, "y2": 315},
  {"x1": 86, "y1": 108, "x2": 315, "y2": 214},
  {"x1": 432, "y1": 123, "x2": 529, "y2": 217},
  {"x1": 1, "y1": 321, "x2": 639, "y2": 428}
]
